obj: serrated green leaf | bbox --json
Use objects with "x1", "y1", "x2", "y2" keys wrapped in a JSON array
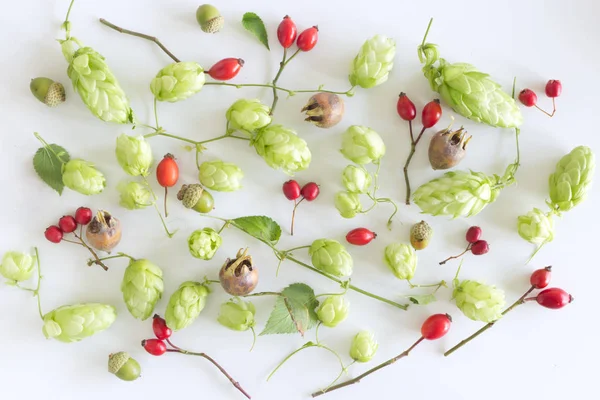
[
  {"x1": 242, "y1": 12, "x2": 270, "y2": 50},
  {"x1": 231, "y1": 216, "x2": 281, "y2": 244},
  {"x1": 407, "y1": 294, "x2": 437, "y2": 305},
  {"x1": 33, "y1": 144, "x2": 70, "y2": 195},
  {"x1": 260, "y1": 283, "x2": 319, "y2": 336}
]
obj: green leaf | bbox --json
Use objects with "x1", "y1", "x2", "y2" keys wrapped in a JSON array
[
  {"x1": 231, "y1": 216, "x2": 281, "y2": 244},
  {"x1": 242, "y1": 12, "x2": 270, "y2": 50},
  {"x1": 407, "y1": 294, "x2": 437, "y2": 305},
  {"x1": 260, "y1": 283, "x2": 319, "y2": 336},
  {"x1": 33, "y1": 144, "x2": 70, "y2": 195}
]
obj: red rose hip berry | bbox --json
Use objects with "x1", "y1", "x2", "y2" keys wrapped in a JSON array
[
  {"x1": 397, "y1": 93, "x2": 416, "y2": 121},
  {"x1": 142, "y1": 339, "x2": 167, "y2": 356},
  {"x1": 470, "y1": 240, "x2": 489, "y2": 255},
  {"x1": 465, "y1": 226, "x2": 482, "y2": 244},
  {"x1": 282, "y1": 180, "x2": 301, "y2": 200},
  {"x1": 74, "y1": 207, "x2": 93, "y2": 225},
  {"x1": 297, "y1": 26, "x2": 319, "y2": 52},
  {"x1": 277, "y1": 15, "x2": 297, "y2": 49},
  {"x1": 44, "y1": 225, "x2": 63, "y2": 243},
  {"x1": 518, "y1": 89, "x2": 538, "y2": 107},
  {"x1": 545, "y1": 80, "x2": 562, "y2": 98},
  {"x1": 535, "y1": 288, "x2": 573, "y2": 309},
  {"x1": 300, "y1": 182, "x2": 320, "y2": 201},
  {"x1": 530, "y1": 266, "x2": 552, "y2": 289},
  {"x1": 152, "y1": 314, "x2": 172, "y2": 340},
  {"x1": 346, "y1": 228, "x2": 377, "y2": 246},
  {"x1": 207, "y1": 58, "x2": 244, "y2": 81},
  {"x1": 422, "y1": 99, "x2": 442, "y2": 128},
  {"x1": 421, "y1": 313, "x2": 452, "y2": 340}
]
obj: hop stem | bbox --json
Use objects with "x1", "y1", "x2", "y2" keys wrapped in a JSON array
[
  {"x1": 403, "y1": 126, "x2": 427, "y2": 205},
  {"x1": 70, "y1": 232, "x2": 109, "y2": 271},
  {"x1": 270, "y1": 48, "x2": 301, "y2": 115}
]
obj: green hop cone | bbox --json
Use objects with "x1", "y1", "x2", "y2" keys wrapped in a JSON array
[
  {"x1": 115, "y1": 134, "x2": 153, "y2": 177},
  {"x1": 198, "y1": 160, "x2": 244, "y2": 192},
  {"x1": 0, "y1": 251, "x2": 35, "y2": 283},
  {"x1": 413, "y1": 170, "x2": 501, "y2": 218},
  {"x1": 226, "y1": 99, "x2": 272, "y2": 134},
  {"x1": 349, "y1": 35, "x2": 396, "y2": 89},
  {"x1": 62, "y1": 159, "x2": 106, "y2": 195},
  {"x1": 453, "y1": 280, "x2": 505, "y2": 323},
  {"x1": 42, "y1": 303, "x2": 117, "y2": 343},
  {"x1": 150, "y1": 62, "x2": 206, "y2": 102},
  {"x1": 61, "y1": 41, "x2": 134, "y2": 124},
  {"x1": 217, "y1": 297, "x2": 256, "y2": 331},
  {"x1": 165, "y1": 281, "x2": 210, "y2": 331},
  {"x1": 309, "y1": 239, "x2": 353, "y2": 277},
  {"x1": 340, "y1": 125, "x2": 386, "y2": 165},
  {"x1": 334, "y1": 191, "x2": 362, "y2": 218},
  {"x1": 188, "y1": 228, "x2": 222, "y2": 260},
  {"x1": 418, "y1": 42, "x2": 522, "y2": 128},
  {"x1": 118, "y1": 181, "x2": 153, "y2": 210},
  {"x1": 316, "y1": 295, "x2": 349, "y2": 328},
  {"x1": 121, "y1": 259, "x2": 164, "y2": 320},
  {"x1": 548, "y1": 146, "x2": 595, "y2": 213},
  {"x1": 517, "y1": 208, "x2": 554, "y2": 245},
  {"x1": 342, "y1": 165, "x2": 372, "y2": 193},
  {"x1": 252, "y1": 125, "x2": 312, "y2": 175},
  {"x1": 383, "y1": 243, "x2": 417, "y2": 280},
  {"x1": 349, "y1": 331, "x2": 378, "y2": 363}
]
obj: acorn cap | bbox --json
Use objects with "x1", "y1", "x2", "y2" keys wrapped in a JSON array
[
  {"x1": 30, "y1": 77, "x2": 66, "y2": 107},
  {"x1": 108, "y1": 352, "x2": 130, "y2": 374},
  {"x1": 410, "y1": 220, "x2": 433, "y2": 250},
  {"x1": 177, "y1": 184, "x2": 203, "y2": 208},
  {"x1": 196, "y1": 4, "x2": 224, "y2": 33}
]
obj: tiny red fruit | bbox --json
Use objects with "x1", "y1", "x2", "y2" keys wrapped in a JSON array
[
  {"x1": 277, "y1": 15, "x2": 297, "y2": 49},
  {"x1": 535, "y1": 288, "x2": 573, "y2": 309},
  {"x1": 74, "y1": 207, "x2": 93, "y2": 225},
  {"x1": 300, "y1": 182, "x2": 320, "y2": 201},
  {"x1": 156, "y1": 154, "x2": 179, "y2": 188},
  {"x1": 207, "y1": 58, "x2": 244, "y2": 81},
  {"x1": 297, "y1": 26, "x2": 319, "y2": 52},
  {"x1": 282, "y1": 180, "x2": 301, "y2": 201},
  {"x1": 530, "y1": 266, "x2": 552, "y2": 289},
  {"x1": 152, "y1": 314, "x2": 172, "y2": 340},
  {"x1": 422, "y1": 99, "x2": 442, "y2": 129},
  {"x1": 397, "y1": 93, "x2": 416, "y2": 121},
  {"x1": 465, "y1": 226, "x2": 482, "y2": 244},
  {"x1": 58, "y1": 215, "x2": 77, "y2": 233},
  {"x1": 44, "y1": 225, "x2": 63, "y2": 243},
  {"x1": 421, "y1": 313, "x2": 452, "y2": 340},
  {"x1": 545, "y1": 80, "x2": 562, "y2": 98},
  {"x1": 142, "y1": 339, "x2": 167, "y2": 356},
  {"x1": 518, "y1": 89, "x2": 538, "y2": 107},
  {"x1": 346, "y1": 228, "x2": 377, "y2": 246},
  {"x1": 470, "y1": 240, "x2": 489, "y2": 256}
]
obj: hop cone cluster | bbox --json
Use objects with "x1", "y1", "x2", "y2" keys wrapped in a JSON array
[
  {"x1": 187, "y1": 228, "x2": 222, "y2": 260},
  {"x1": 309, "y1": 239, "x2": 353, "y2": 277},
  {"x1": 316, "y1": 295, "x2": 349, "y2": 327},
  {"x1": 118, "y1": 181, "x2": 153, "y2": 210},
  {"x1": 217, "y1": 298, "x2": 256, "y2": 331},
  {"x1": 453, "y1": 280, "x2": 505, "y2": 323},
  {"x1": 165, "y1": 281, "x2": 210, "y2": 331},
  {"x1": 121, "y1": 259, "x2": 164, "y2": 320},
  {"x1": 226, "y1": 99, "x2": 272, "y2": 134},
  {"x1": 383, "y1": 243, "x2": 417, "y2": 280},
  {"x1": 115, "y1": 134, "x2": 153, "y2": 177},
  {"x1": 517, "y1": 208, "x2": 554, "y2": 245},
  {"x1": 349, "y1": 331, "x2": 378, "y2": 363},
  {"x1": 548, "y1": 146, "x2": 595, "y2": 212},
  {"x1": 42, "y1": 303, "x2": 117, "y2": 343}
]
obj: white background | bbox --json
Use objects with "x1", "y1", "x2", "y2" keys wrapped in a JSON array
[{"x1": 1, "y1": 0, "x2": 599, "y2": 399}]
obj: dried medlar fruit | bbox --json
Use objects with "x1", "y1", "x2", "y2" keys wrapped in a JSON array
[
  {"x1": 219, "y1": 248, "x2": 258, "y2": 296},
  {"x1": 301, "y1": 93, "x2": 345, "y2": 128},
  {"x1": 428, "y1": 127, "x2": 472, "y2": 170},
  {"x1": 86, "y1": 210, "x2": 122, "y2": 252}
]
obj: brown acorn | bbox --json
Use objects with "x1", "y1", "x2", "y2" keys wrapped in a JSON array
[
  {"x1": 410, "y1": 220, "x2": 433, "y2": 250},
  {"x1": 428, "y1": 127, "x2": 472, "y2": 170},
  {"x1": 86, "y1": 210, "x2": 122, "y2": 252},
  {"x1": 219, "y1": 248, "x2": 258, "y2": 296},
  {"x1": 301, "y1": 93, "x2": 345, "y2": 128}
]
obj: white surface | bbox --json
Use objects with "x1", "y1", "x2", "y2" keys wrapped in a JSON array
[{"x1": 1, "y1": 0, "x2": 599, "y2": 399}]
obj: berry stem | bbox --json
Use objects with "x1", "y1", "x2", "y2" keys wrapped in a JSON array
[
  {"x1": 268, "y1": 341, "x2": 345, "y2": 384},
  {"x1": 87, "y1": 252, "x2": 134, "y2": 266},
  {"x1": 407, "y1": 279, "x2": 447, "y2": 290},
  {"x1": 142, "y1": 176, "x2": 177, "y2": 238},
  {"x1": 204, "y1": 81, "x2": 354, "y2": 96},
  {"x1": 526, "y1": 240, "x2": 548, "y2": 264},
  {"x1": 153, "y1": 97, "x2": 160, "y2": 130},
  {"x1": 163, "y1": 186, "x2": 169, "y2": 218},
  {"x1": 282, "y1": 245, "x2": 311, "y2": 253},
  {"x1": 249, "y1": 327, "x2": 257, "y2": 352},
  {"x1": 243, "y1": 291, "x2": 282, "y2": 297},
  {"x1": 443, "y1": 286, "x2": 535, "y2": 357},
  {"x1": 18, "y1": 248, "x2": 46, "y2": 320},
  {"x1": 312, "y1": 336, "x2": 425, "y2": 397},
  {"x1": 534, "y1": 104, "x2": 555, "y2": 117},
  {"x1": 270, "y1": 47, "x2": 290, "y2": 115},
  {"x1": 71, "y1": 232, "x2": 109, "y2": 271},
  {"x1": 439, "y1": 245, "x2": 471, "y2": 265},
  {"x1": 403, "y1": 126, "x2": 427, "y2": 205},
  {"x1": 290, "y1": 198, "x2": 305, "y2": 236}
]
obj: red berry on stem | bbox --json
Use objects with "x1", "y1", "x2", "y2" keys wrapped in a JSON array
[
  {"x1": 421, "y1": 313, "x2": 452, "y2": 340},
  {"x1": 518, "y1": 89, "x2": 538, "y2": 107},
  {"x1": 277, "y1": 15, "x2": 297, "y2": 49},
  {"x1": 530, "y1": 266, "x2": 552, "y2": 289},
  {"x1": 545, "y1": 80, "x2": 562, "y2": 98},
  {"x1": 535, "y1": 288, "x2": 572, "y2": 309},
  {"x1": 297, "y1": 26, "x2": 319, "y2": 52},
  {"x1": 156, "y1": 154, "x2": 179, "y2": 188},
  {"x1": 152, "y1": 314, "x2": 172, "y2": 340},
  {"x1": 346, "y1": 228, "x2": 377, "y2": 246},
  {"x1": 74, "y1": 207, "x2": 93, "y2": 225},
  {"x1": 44, "y1": 225, "x2": 63, "y2": 243},
  {"x1": 282, "y1": 180, "x2": 301, "y2": 201},
  {"x1": 465, "y1": 226, "x2": 482, "y2": 244},
  {"x1": 397, "y1": 93, "x2": 416, "y2": 121},
  {"x1": 58, "y1": 216, "x2": 77, "y2": 233},
  {"x1": 142, "y1": 339, "x2": 167, "y2": 356},
  {"x1": 300, "y1": 182, "x2": 320, "y2": 201},
  {"x1": 471, "y1": 240, "x2": 489, "y2": 256},
  {"x1": 422, "y1": 99, "x2": 442, "y2": 128},
  {"x1": 207, "y1": 58, "x2": 244, "y2": 81}
]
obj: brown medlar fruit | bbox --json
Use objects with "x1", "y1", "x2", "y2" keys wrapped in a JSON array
[
  {"x1": 219, "y1": 248, "x2": 258, "y2": 296},
  {"x1": 428, "y1": 127, "x2": 472, "y2": 170},
  {"x1": 301, "y1": 93, "x2": 345, "y2": 128},
  {"x1": 86, "y1": 210, "x2": 122, "y2": 252}
]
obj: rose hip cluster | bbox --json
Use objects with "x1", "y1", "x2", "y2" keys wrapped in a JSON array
[
  {"x1": 518, "y1": 79, "x2": 562, "y2": 117},
  {"x1": 439, "y1": 226, "x2": 489, "y2": 265},
  {"x1": 277, "y1": 16, "x2": 319, "y2": 52},
  {"x1": 282, "y1": 180, "x2": 320, "y2": 235}
]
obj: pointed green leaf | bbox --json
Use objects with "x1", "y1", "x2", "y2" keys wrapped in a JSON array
[
  {"x1": 242, "y1": 12, "x2": 270, "y2": 50},
  {"x1": 260, "y1": 283, "x2": 319, "y2": 336},
  {"x1": 231, "y1": 216, "x2": 281, "y2": 244},
  {"x1": 33, "y1": 144, "x2": 70, "y2": 195}
]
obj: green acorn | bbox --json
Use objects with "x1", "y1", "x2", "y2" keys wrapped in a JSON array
[
  {"x1": 108, "y1": 352, "x2": 141, "y2": 381},
  {"x1": 410, "y1": 220, "x2": 433, "y2": 250},
  {"x1": 196, "y1": 4, "x2": 224, "y2": 33},
  {"x1": 30, "y1": 77, "x2": 65, "y2": 107}
]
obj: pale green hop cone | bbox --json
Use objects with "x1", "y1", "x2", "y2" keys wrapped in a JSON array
[
  {"x1": 309, "y1": 239, "x2": 353, "y2": 277},
  {"x1": 334, "y1": 191, "x2": 362, "y2": 218},
  {"x1": 349, "y1": 35, "x2": 396, "y2": 89},
  {"x1": 198, "y1": 160, "x2": 244, "y2": 192},
  {"x1": 252, "y1": 125, "x2": 311, "y2": 175},
  {"x1": 383, "y1": 243, "x2": 417, "y2": 280},
  {"x1": 453, "y1": 280, "x2": 505, "y2": 323},
  {"x1": 217, "y1": 297, "x2": 256, "y2": 331},
  {"x1": 0, "y1": 251, "x2": 35, "y2": 283},
  {"x1": 42, "y1": 303, "x2": 117, "y2": 343},
  {"x1": 316, "y1": 295, "x2": 349, "y2": 328},
  {"x1": 115, "y1": 134, "x2": 153, "y2": 177},
  {"x1": 342, "y1": 165, "x2": 372, "y2": 193},
  {"x1": 150, "y1": 62, "x2": 206, "y2": 102},
  {"x1": 165, "y1": 281, "x2": 210, "y2": 331},
  {"x1": 349, "y1": 331, "x2": 378, "y2": 363},
  {"x1": 62, "y1": 159, "x2": 106, "y2": 195},
  {"x1": 187, "y1": 228, "x2": 222, "y2": 260},
  {"x1": 340, "y1": 125, "x2": 386, "y2": 165},
  {"x1": 121, "y1": 259, "x2": 164, "y2": 320},
  {"x1": 118, "y1": 181, "x2": 153, "y2": 210},
  {"x1": 548, "y1": 146, "x2": 595, "y2": 212},
  {"x1": 517, "y1": 208, "x2": 554, "y2": 245},
  {"x1": 226, "y1": 99, "x2": 272, "y2": 134}
]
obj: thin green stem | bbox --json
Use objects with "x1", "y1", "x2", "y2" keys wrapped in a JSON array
[
  {"x1": 267, "y1": 345, "x2": 310, "y2": 381},
  {"x1": 244, "y1": 291, "x2": 281, "y2": 298},
  {"x1": 33, "y1": 132, "x2": 67, "y2": 164},
  {"x1": 33, "y1": 247, "x2": 44, "y2": 319},
  {"x1": 377, "y1": 198, "x2": 398, "y2": 229},
  {"x1": 71, "y1": 232, "x2": 109, "y2": 271},
  {"x1": 217, "y1": 221, "x2": 229, "y2": 234},
  {"x1": 315, "y1": 285, "x2": 349, "y2": 299},
  {"x1": 204, "y1": 81, "x2": 353, "y2": 96},
  {"x1": 283, "y1": 245, "x2": 311, "y2": 253},
  {"x1": 63, "y1": 0, "x2": 76, "y2": 37},
  {"x1": 153, "y1": 97, "x2": 160, "y2": 130},
  {"x1": 453, "y1": 260, "x2": 464, "y2": 282},
  {"x1": 271, "y1": 47, "x2": 288, "y2": 115},
  {"x1": 511, "y1": 76, "x2": 517, "y2": 99},
  {"x1": 249, "y1": 327, "x2": 257, "y2": 352},
  {"x1": 88, "y1": 252, "x2": 134, "y2": 266},
  {"x1": 526, "y1": 240, "x2": 548, "y2": 264},
  {"x1": 408, "y1": 279, "x2": 446, "y2": 289},
  {"x1": 421, "y1": 18, "x2": 434, "y2": 47}
]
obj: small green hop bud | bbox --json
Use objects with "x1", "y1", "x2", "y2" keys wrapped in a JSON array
[
  {"x1": 342, "y1": 165, "x2": 372, "y2": 194},
  {"x1": 226, "y1": 98, "x2": 272, "y2": 134},
  {"x1": 453, "y1": 280, "x2": 505, "y2": 323},
  {"x1": 165, "y1": 281, "x2": 210, "y2": 331},
  {"x1": 108, "y1": 352, "x2": 141, "y2": 382},
  {"x1": 196, "y1": 4, "x2": 224, "y2": 33},
  {"x1": 117, "y1": 181, "x2": 153, "y2": 210},
  {"x1": 121, "y1": 259, "x2": 164, "y2": 320},
  {"x1": 309, "y1": 239, "x2": 353, "y2": 277},
  {"x1": 115, "y1": 134, "x2": 153, "y2": 177},
  {"x1": 517, "y1": 208, "x2": 554, "y2": 245},
  {"x1": 349, "y1": 331, "x2": 378, "y2": 363},
  {"x1": 30, "y1": 77, "x2": 66, "y2": 107},
  {"x1": 0, "y1": 251, "x2": 35, "y2": 283},
  {"x1": 384, "y1": 243, "x2": 417, "y2": 280},
  {"x1": 217, "y1": 297, "x2": 256, "y2": 331},
  {"x1": 316, "y1": 295, "x2": 349, "y2": 327},
  {"x1": 198, "y1": 160, "x2": 244, "y2": 192},
  {"x1": 334, "y1": 191, "x2": 362, "y2": 218},
  {"x1": 62, "y1": 159, "x2": 106, "y2": 195},
  {"x1": 177, "y1": 184, "x2": 215, "y2": 213},
  {"x1": 150, "y1": 62, "x2": 206, "y2": 102},
  {"x1": 340, "y1": 125, "x2": 386, "y2": 165},
  {"x1": 252, "y1": 124, "x2": 312, "y2": 175},
  {"x1": 188, "y1": 228, "x2": 222, "y2": 260}
]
